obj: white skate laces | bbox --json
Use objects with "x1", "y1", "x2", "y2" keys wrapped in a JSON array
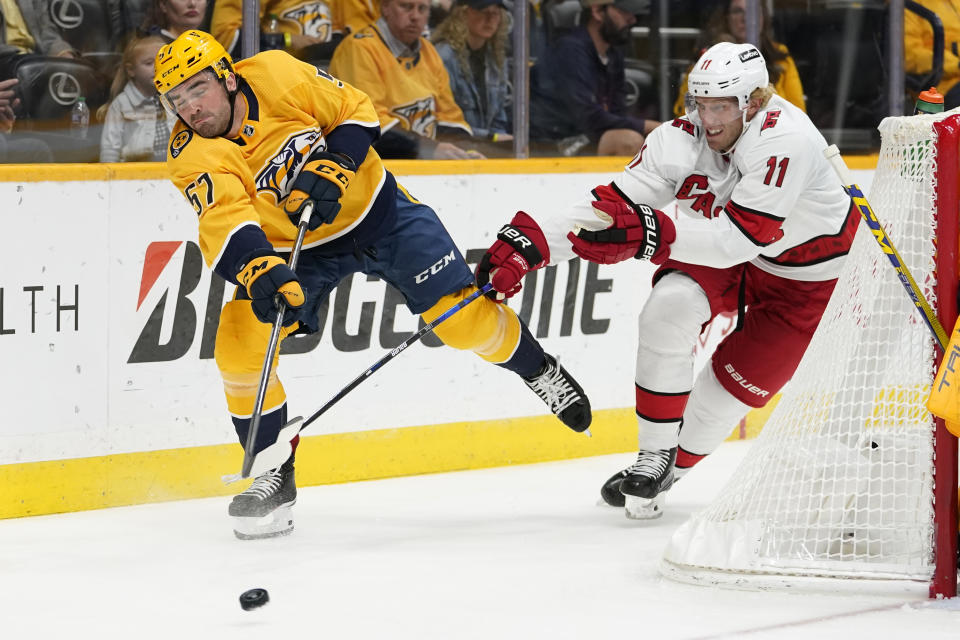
[
  {"x1": 240, "y1": 468, "x2": 283, "y2": 499},
  {"x1": 626, "y1": 449, "x2": 672, "y2": 478},
  {"x1": 526, "y1": 362, "x2": 580, "y2": 415},
  {"x1": 523, "y1": 355, "x2": 592, "y2": 433}
]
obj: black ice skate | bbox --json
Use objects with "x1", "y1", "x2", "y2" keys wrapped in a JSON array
[
  {"x1": 523, "y1": 354, "x2": 592, "y2": 432},
  {"x1": 229, "y1": 457, "x2": 297, "y2": 540},
  {"x1": 619, "y1": 448, "x2": 677, "y2": 520}
]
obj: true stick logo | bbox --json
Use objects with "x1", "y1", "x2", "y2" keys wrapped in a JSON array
[
  {"x1": 128, "y1": 243, "x2": 614, "y2": 364},
  {"x1": 937, "y1": 343, "x2": 960, "y2": 393}
]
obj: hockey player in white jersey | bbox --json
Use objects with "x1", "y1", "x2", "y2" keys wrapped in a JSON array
[{"x1": 475, "y1": 41, "x2": 857, "y2": 518}]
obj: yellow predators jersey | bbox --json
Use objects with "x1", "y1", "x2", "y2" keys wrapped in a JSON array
[
  {"x1": 342, "y1": 0, "x2": 379, "y2": 35},
  {"x1": 329, "y1": 23, "x2": 471, "y2": 138},
  {"x1": 166, "y1": 50, "x2": 390, "y2": 283},
  {"x1": 211, "y1": 0, "x2": 344, "y2": 54}
]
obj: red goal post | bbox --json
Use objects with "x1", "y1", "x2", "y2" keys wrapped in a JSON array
[{"x1": 661, "y1": 112, "x2": 959, "y2": 598}]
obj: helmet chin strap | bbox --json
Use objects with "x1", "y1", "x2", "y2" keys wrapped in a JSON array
[{"x1": 216, "y1": 77, "x2": 240, "y2": 138}]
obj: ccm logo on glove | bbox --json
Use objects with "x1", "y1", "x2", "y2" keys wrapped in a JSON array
[
  {"x1": 237, "y1": 253, "x2": 305, "y2": 326},
  {"x1": 283, "y1": 150, "x2": 357, "y2": 231}
]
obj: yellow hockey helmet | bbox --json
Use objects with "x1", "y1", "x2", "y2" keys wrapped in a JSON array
[{"x1": 154, "y1": 30, "x2": 233, "y2": 103}]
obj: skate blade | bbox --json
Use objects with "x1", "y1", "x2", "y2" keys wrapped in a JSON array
[
  {"x1": 232, "y1": 504, "x2": 295, "y2": 540},
  {"x1": 624, "y1": 494, "x2": 666, "y2": 520}
]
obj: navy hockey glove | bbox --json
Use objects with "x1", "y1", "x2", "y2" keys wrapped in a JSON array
[
  {"x1": 237, "y1": 253, "x2": 305, "y2": 326},
  {"x1": 283, "y1": 150, "x2": 356, "y2": 230},
  {"x1": 568, "y1": 199, "x2": 675, "y2": 265},
  {"x1": 475, "y1": 211, "x2": 549, "y2": 300}
]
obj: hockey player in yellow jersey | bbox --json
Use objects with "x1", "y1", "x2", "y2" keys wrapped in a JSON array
[
  {"x1": 155, "y1": 30, "x2": 592, "y2": 539},
  {"x1": 329, "y1": 0, "x2": 483, "y2": 159}
]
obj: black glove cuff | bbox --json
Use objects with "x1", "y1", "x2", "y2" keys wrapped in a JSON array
[
  {"x1": 496, "y1": 224, "x2": 544, "y2": 265},
  {"x1": 307, "y1": 149, "x2": 357, "y2": 173}
]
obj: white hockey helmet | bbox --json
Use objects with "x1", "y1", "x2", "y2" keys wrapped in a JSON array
[{"x1": 686, "y1": 42, "x2": 769, "y2": 111}]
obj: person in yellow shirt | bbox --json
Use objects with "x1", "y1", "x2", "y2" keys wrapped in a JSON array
[
  {"x1": 210, "y1": 0, "x2": 344, "y2": 62},
  {"x1": 154, "y1": 30, "x2": 592, "y2": 539},
  {"x1": 905, "y1": 0, "x2": 960, "y2": 109},
  {"x1": 329, "y1": 0, "x2": 483, "y2": 159},
  {"x1": 672, "y1": 0, "x2": 805, "y2": 118},
  {"x1": 342, "y1": 0, "x2": 379, "y2": 35}
]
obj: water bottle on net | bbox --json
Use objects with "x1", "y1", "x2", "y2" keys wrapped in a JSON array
[
  {"x1": 70, "y1": 96, "x2": 90, "y2": 138},
  {"x1": 913, "y1": 87, "x2": 944, "y2": 115}
]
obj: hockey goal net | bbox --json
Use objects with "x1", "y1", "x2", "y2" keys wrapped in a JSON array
[{"x1": 662, "y1": 113, "x2": 960, "y2": 597}]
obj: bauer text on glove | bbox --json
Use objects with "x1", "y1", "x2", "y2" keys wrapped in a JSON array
[
  {"x1": 475, "y1": 211, "x2": 550, "y2": 300},
  {"x1": 283, "y1": 150, "x2": 357, "y2": 230},
  {"x1": 237, "y1": 253, "x2": 305, "y2": 326},
  {"x1": 567, "y1": 199, "x2": 675, "y2": 265}
]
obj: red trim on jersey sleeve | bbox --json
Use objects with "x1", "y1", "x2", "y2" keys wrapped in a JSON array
[
  {"x1": 636, "y1": 383, "x2": 690, "y2": 422},
  {"x1": 763, "y1": 200, "x2": 859, "y2": 267},
  {"x1": 723, "y1": 200, "x2": 786, "y2": 247}
]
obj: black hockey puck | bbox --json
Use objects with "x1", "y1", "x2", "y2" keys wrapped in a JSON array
[{"x1": 239, "y1": 588, "x2": 270, "y2": 611}]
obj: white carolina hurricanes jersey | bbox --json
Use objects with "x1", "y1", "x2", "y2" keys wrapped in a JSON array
[{"x1": 544, "y1": 95, "x2": 857, "y2": 282}]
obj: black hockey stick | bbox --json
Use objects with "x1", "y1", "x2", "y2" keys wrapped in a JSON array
[
  {"x1": 240, "y1": 202, "x2": 314, "y2": 479},
  {"x1": 226, "y1": 282, "x2": 494, "y2": 481}
]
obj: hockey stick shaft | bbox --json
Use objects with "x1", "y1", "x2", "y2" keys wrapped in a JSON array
[
  {"x1": 301, "y1": 282, "x2": 493, "y2": 430},
  {"x1": 225, "y1": 282, "x2": 494, "y2": 482},
  {"x1": 240, "y1": 202, "x2": 314, "y2": 479},
  {"x1": 824, "y1": 144, "x2": 949, "y2": 352}
]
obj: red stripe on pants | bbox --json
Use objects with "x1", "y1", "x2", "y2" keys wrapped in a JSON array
[{"x1": 635, "y1": 384, "x2": 689, "y2": 421}]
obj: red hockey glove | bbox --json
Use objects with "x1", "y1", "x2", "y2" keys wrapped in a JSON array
[
  {"x1": 567, "y1": 199, "x2": 675, "y2": 265},
  {"x1": 475, "y1": 211, "x2": 550, "y2": 300}
]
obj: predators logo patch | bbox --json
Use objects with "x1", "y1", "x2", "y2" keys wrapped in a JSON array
[
  {"x1": 391, "y1": 96, "x2": 437, "y2": 138},
  {"x1": 255, "y1": 129, "x2": 323, "y2": 203},
  {"x1": 283, "y1": 2, "x2": 333, "y2": 41},
  {"x1": 170, "y1": 129, "x2": 193, "y2": 158}
]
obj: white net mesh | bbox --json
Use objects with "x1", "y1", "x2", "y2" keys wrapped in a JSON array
[{"x1": 662, "y1": 113, "x2": 948, "y2": 583}]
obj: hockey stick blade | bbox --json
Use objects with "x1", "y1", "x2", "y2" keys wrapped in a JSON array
[
  {"x1": 224, "y1": 417, "x2": 303, "y2": 484},
  {"x1": 823, "y1": 144, "x2": 949, "y2": 351},
  {"x1": 228, "y1": 283, "x2": 494, "y2": 482}
]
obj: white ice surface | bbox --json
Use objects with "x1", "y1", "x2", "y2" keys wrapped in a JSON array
[{"x1": 2, "y1": 441, "x2": 957, "y2": 639}]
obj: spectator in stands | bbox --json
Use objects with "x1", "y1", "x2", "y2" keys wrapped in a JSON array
[
  {"x1": 139, "y1": 0, "x2": 209, "y2": 43},
  {"x1": 530, "y1": 0, "x2": 657, "y2": 156},
  {"x1": 672, "y1": 0, "x2": 805, "y2": 117},
  {"x1": 98, "y1": 35, "x2": 176, "y2": 162},
  {"x1": 905, "y1": 0, "x2": 960, "y2": 110},
  {"x1": 0, "y1": 77, "x2": 52, "y2": 162},
  {"x1": 344, "y1": 0, "x2": 380, "y2": 35},
  {"x1": 211, "y1": 0, "x2": 343, "y2": 63},
  {"x1": 432, "y1": 0, "x2": 511, "y2": 140},
  {"x1": 329, "y1": 0, "x2": 485, "y2": 159},
  {"x1": 0, "y1": 0, "x2": 79, "y2": 79}
]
